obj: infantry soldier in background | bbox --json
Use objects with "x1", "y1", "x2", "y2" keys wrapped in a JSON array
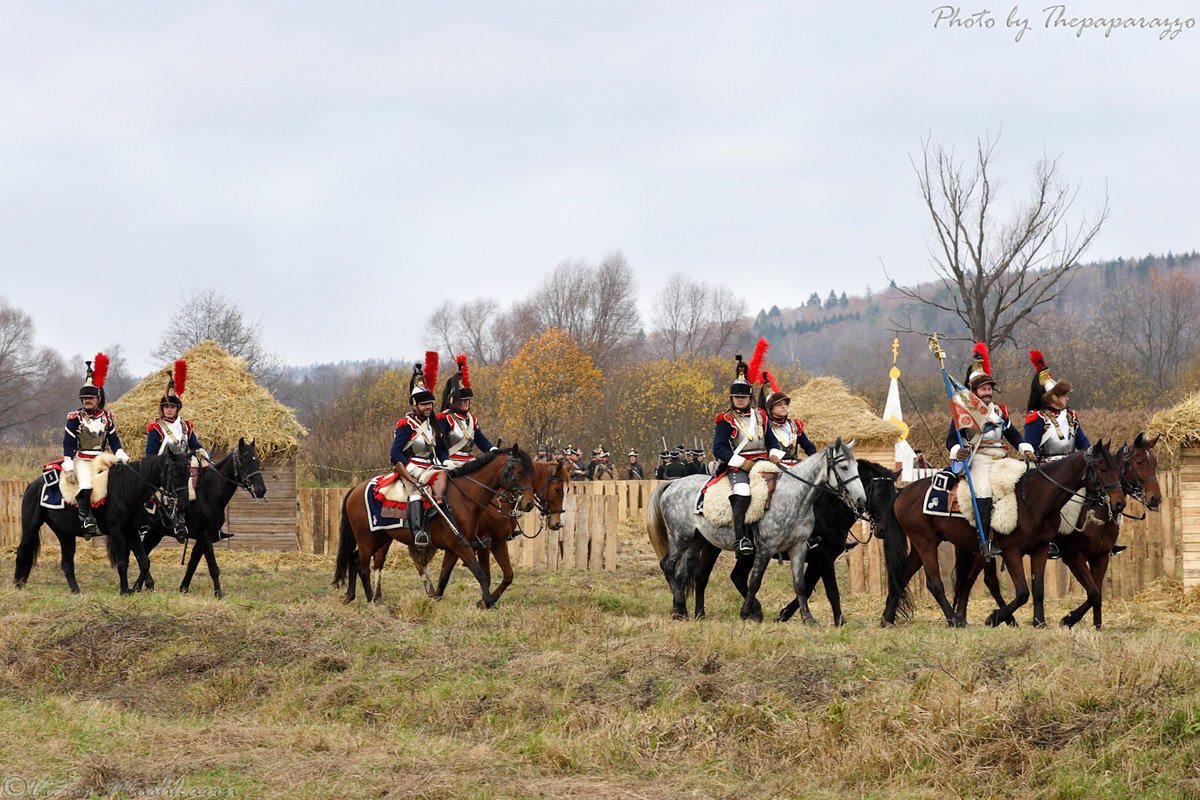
[
  {"x1": 624, "y1": 449, "x2": 645, "y2": 480},
  {"x1": 663, "y1": 447, "x2": 688, "y2": 479},
  {"x1": 566, "y1": 447, "x2": 589, "y2": 482},
  {"x1": 686, "y1": 447, "x2": 709, "y2": 476},
  {"x1": 654, "y1": 449, "x2": 669, "y2": 480},
  {"x1": 63, "y1": 354, "x2": 130, "y2": 538}
]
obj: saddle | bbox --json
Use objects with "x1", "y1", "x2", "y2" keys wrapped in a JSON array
[
  {"x1": 697, "y1": 460, "x2": 780, "y2": 528},
  {"x1": 921, "y1": 458, "x2": 1029, "y2": 535},
  {"x1": 41, "y1": 454, "x2": 116, "y2": 509},
  {"x1": 363, "y1": 472, "x2": 436, "y2": 532}
]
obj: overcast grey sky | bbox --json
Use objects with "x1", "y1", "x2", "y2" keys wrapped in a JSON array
[{"x1": 2, "y1": 1, "x2": 1196, "y2": 372}]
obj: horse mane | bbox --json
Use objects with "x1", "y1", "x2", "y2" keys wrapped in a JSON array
[{"x1": 446, "y1": 447, "x2": 533, "y2": 478}]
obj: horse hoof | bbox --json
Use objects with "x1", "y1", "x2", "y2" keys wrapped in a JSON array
[
  {"x1": 1032, "y1": 619, "x2": 1047, "y2": 629},
  {"x1": 214, "y1": 590, "x2": 225, "y2": 600},
  {"x1": 950, "y1": 617, "x2": 967, "y2": 628},
  {"x1": 984, "y1": 613, "x2": 999, "y2": 628},
  {"x1": 179, "y1": 586, "x2": 189, "y2": 594},
  {"x1": 802, "y1": 616, "x2": 820, "y2": 627},
  {"x1": 740, "y1": 609, "x2": 763, "y2": 623},
  {"x1": 694, "y1": 611, "x2": 706, "y2": 620},
  {"x1": 340, "y1": 595, "x2": 353, "y2": 605},
  {"x1": 71, "y1": 587, "x2": 81, "y2": 595},
  {"x1": 1059, "y1": 616, "x2": 1075, "y2": 628},
  {"x1": 834, "y1": 616, "x2": 847, "y2": 627}
]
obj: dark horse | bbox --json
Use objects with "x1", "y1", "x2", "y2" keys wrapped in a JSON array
[
  {"x1": 880, "y1": 442, "x2": 1125, "y2": 628},
  {"x1": 132, "y1": 438, "x2": 268, "y2": 598},
  {"x1": 13, "y1": 449, "x2": 192, "y2": 595},
  {"x1": 951, "y1": 433, "x2": 1162, "y2": 630},
  {"x1": 682, "y1": 460, "x2": 899, "y2": 625},
  {"x1": 410, "y1": 457, "x2": 571, "y2": 602},
  {"x1": 333, "y1": 446, "x2": 535, "y2": 608}
]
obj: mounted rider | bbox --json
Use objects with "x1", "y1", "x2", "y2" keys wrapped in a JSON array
[
  {"x1": 945, "y1": 343, "x2": 1035, "y2": 559},
  {"x1": 63, "y1": 354, "x2": 130, "y2": 537},
  {"x1": 390, "y1": 353, "x2": 451, "y2": 547},
  {"x1": 436, "y1": 354, "x2": 498, "y2": 467},
  {"x1": 713, "y1": 345, "x2": 785, "y2": 555},
  {"x1": 760, "y1": 370, "x2": 817, "y2": 467},
  {"x1": 1022, "y1": 349, "x2": 1121, "y2": 558},
  {"x1": 144, "y1": 359, "x2": 213, "y2": 542}
]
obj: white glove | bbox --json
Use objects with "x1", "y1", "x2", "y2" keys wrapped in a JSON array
[
  {"x1": 62, "y1": 457, "x2": 74, "y2": 473},
  {"x1": 196, "y1": 448, "x2": 211, "y2": 464},
  {"x1": 115, "y1": 449, "x2": 130, "y2": 464}
]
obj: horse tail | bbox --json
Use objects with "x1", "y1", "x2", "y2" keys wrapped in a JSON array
[
  {"x1": 951, "y1": 544, "x2": 976, "y2": 610},
  {"x1": 645, "y1": 482, "x2": 671, "y2": 561},
  {"x1": 879, "y1": 490, "x2": 915, "y2": 619},
  {"x1": 14, "y1": 482, "x2": 43, "y2": 587},
  {"x1": 333, "y1": 487, "x2": 357, "y2": 587}
]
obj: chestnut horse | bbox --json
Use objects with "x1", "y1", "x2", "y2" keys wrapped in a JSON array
[
  {"x1": 333, "y1": 446, "x2": 535, "y2": 608},
  {"x1": 953, "y1": 433, "x2": 1161, "y2": 629},
  {"x1": 880, "y1": 442, "x2": 1125, "y2": 628},
  {"x1": 410, "y1": 457, "x2": 571, "y2": 602}
]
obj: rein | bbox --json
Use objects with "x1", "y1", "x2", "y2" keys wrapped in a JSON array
[
  {"x1": 445, "y1": 452, "x2": 532, "y2": 519},
  {"x1": 775, "y1": 448, "x2": 867, "y2": 519},
  {"x1": 1027, "y1": 447, "x2": 1122, "y2": 522},
  {"x1": 198, "y1": 449, "x2": 265, "y2": 501}
]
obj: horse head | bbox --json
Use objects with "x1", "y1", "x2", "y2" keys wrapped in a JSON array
[
  {"x1": 533, "y1": 457, "x2": 570, "y2": 531},
  {"x1": 1124, "y1": 432, "x2": 1162, "y2": 511},
  {"x1": 499, "y1": 444, "x2": 536, "y2": 513},
  {"x1": 1087, "y1": 440, "x2": 1126, "y2": 519},
  {"x1": 827, "y1": 437, "x2": 867, "y2": 513},
  {"x1": 159, "y1": 446, "x2": 192, "y2": 525},
  {"x1": 237, "y1": 436, "x2": 267, "y2": 499}
]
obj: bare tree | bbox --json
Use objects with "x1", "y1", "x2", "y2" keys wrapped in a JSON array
[
  {"x1": 152, "y1": 289, "x2": 282, "y2": 383},
  {"x1": 532, "y1": 252, "x2": 640, "y2": 366},
  {"x1": 897, "y1": 132, "x2": 1108, "y2": 348},
  {"x1": 652, "y1": 273, "x2": 748, "y2": 359},
  {"x1": 424, "y1": 298, "x2": 508, "y2": 365},
  {"x1": 0, "y1": 298, "x2": 61, "y2": 436}
]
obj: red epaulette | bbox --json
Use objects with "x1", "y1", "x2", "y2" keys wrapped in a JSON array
[
  {"x1": 715, "y1": 411, "x2": 734, "y2": 426},
  {"x1": 67, "y1": 411, "x2": 80, "y2": 421},
  {"x1": 794, "y1": 419, "x2": 805, "y2": 434},
  {"x1": 183, "y1": 420, "x2": 194, "y2": 435},
  {"x1": 1024, "y1": 411, "x2": 1039, "y2": 425},
  {"x1": 1067, "y1": 409, "x2": 1080, "y2": 422},
  {"x1": 146, "y1": 421, "x2": 160, "y2": 433},
  {"x1": 435, "y1": 411, "x2": 449, "y2": 423}
]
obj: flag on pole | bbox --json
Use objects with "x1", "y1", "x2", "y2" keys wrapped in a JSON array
[{"x1": 946, "y1": 371, "x2": 990, "y2": 433}]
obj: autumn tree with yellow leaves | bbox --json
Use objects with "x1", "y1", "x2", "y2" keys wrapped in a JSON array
[{"x1": 496, "y1": 328, "x2": 603, "y2": 448}]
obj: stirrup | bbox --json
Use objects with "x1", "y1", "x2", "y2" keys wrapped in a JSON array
[
  {"x1": 79, "y1": 514, "x2": 97, "y2": 540},
  {"x1": 217, "y1": 529, "x2": 235, "y2": 541},
  {"x1": 981, "y1": 539, "x2": 1002, "y2": 560},
  {"x1": 735, "y1": 535, "x2": 755, "y2": 555},
  {"x1": 1048, "y1": 541, "x2": 1062, "y2": 560},
  {"x1": 413, "y1": 528, "x2": 431, "y2": 546},
  {"x1": 1110, "y1": 544, "x2": 1127, "y2": 556}
]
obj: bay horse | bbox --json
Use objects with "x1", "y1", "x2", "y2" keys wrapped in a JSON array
[
  {"x1": 132, "y1": 438, "x2": 268, "y2": 598},
  {"x1": 13, "y1": 449, "x2": 192, "y2": 595},
  {"x1": 333, "y1": 446, "x2": 536, "y2": 608},
  {"x1": 880, "y1": 441, "x2": 1125, "y2": 628},
  {"x1": 952, "y1": 433, "x2": 1161, "y2": 630},
  {"x1": 646, "y1": 439, "x2": 867, "y2": 622},
  {"x1": 411, "y1": 457, "x2": 570, "y2": 602}
]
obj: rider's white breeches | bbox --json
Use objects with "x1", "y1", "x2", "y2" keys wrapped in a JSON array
[{"x1": 75, "y1": 459, "x2": 95, "y2": 491}]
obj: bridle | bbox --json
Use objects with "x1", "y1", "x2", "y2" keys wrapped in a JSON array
[
  {"x1": 774, "y1": 445, "x2": 867, "y2": 519},
  {"x1": 1117, "y1": 444, "x2": 1159, "y2": 519},
  {"x1": 199, "y1": 446, "x2": 266, "y2": 501},
  {"x1": 447, "y1": 450, "x2": 534, "y2": 520},
  {"x1": 1028, "y1": 445, "x2": 1124, "y2": 522}
]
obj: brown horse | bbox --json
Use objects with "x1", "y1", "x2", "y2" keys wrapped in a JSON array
[
  {"x1": 955, "y1": 434, "x2": 1162, "y2": 630},
  {"x1": 880, "y1": 442, "x2": 1126, "y2": 628},
  {"x1": 411, "y1": 457, "x2": 571, "y2": 602},
  {"x1": 333, "y1": 446, "x2": 535, "y2": 608}
]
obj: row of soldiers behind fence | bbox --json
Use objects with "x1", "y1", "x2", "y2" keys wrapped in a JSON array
[{"x1": 533, "y1": 443, "x2": 711, "y2": 480}]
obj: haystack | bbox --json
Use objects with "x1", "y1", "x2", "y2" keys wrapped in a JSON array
[
  {"x1": 789, "y1": 376, "x2": 902, "y2": 449},
  {"x1": 1147, "y1": 392, "x2": 1200, "y2": 447},
  {"x1": 1148, "y1": 392, "x2": 1200, "y2": 589},
  {"x1": 108, "y1": 340, "x2": 306, "y2": 459}
]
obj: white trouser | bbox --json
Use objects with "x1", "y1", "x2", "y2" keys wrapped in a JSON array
[
  {"x1": 966, "y1": 448, "x2": 1005, "y2": 498},
  {"x1": 75, "y1": 459, "x2": 96, "y2": 491},
  {"x1": 405, "y1": 463, "x2": 442, "y2": 501}
]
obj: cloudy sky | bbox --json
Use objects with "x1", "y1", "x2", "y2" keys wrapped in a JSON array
[{"x1": 1, "y1": 1, "x2": 1196, "y2": 372}]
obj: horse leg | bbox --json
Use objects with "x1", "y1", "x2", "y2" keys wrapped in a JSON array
[
  {"x1": 407, "y1": 544, "x2": 439, "y2": 598},
  {"x1": 818, "y1": 555, "x2": 845, "y2": 627},
  {"x1": 729, "y1": 552, "x2": 751, "y2": 598},
  {"x1": 58, "y1": 532, "x2": 81, "y2": 594},
  {"x1": 355, "y1": 542, "x2": 374, "y2": 603},
  {"x1": 658, "y1": 535, "x2": 692, "y2": 620},
  {"x1": 880, "y1": 549, "x2": 922, "y2": 626},
  {"x1": 1089, "y1": 553, "x2": 1111, "y2": 630},
  {"x1": 200, "y1": 538, "x2": 225, "y2": 599},
  {"x1": 430, "y1": 550, "x2": 458, "y2": 599},
  {"x1": 370, "y1": 546, "x2": 387, "y2": 603},
  {"x1": 127, "y1": 524, "x2": 154, "y2": 594},
  {"x1": 739, "y1": 550, "x2": 773, "y2": 622},
  {"x1": 1029, "y1": 548, "x2": 1050, "y2": 628},
  {"x1": 785, "y1": 543, "x2": 818, "y2": 625},
  {"x1": 137, "y1": 526, "x2": 166, "y2": 592},
  {"x1": 918, "y1": 543, "x2": 963, "y2": 627},
  {"x1": 180, "y1": 535, "x2": 205, "y2": 593},
  {"x1": 111, "y1": 533, "x2": 134, "y2": 596},
  {"x1": 693, "y1": 540, "x2": 721, "y2": 619},
  {"x1": 488, "y1": 540, "x2": 515, "y2": 603},
  {"x1": 985, "y1": 550, "x2": 1030, "y2": 628},
  {"x1": 1059, "y1": 547, "x2": 1096, "y2": 628},
  {"x1": 455, "y1": 545, "x2": 495, "y2": 609}
]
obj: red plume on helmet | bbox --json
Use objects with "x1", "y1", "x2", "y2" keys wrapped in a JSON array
[
  {"x1": 456, "y1": 354, "x2": 470, "y2": 389},
  {"x1": 764, "y1": 370, "x2": 781, "y2": 393},
  {"x1": 173, "y1": 360, "x2": 188, "y2": 397},
  {"x1": 747, "y1": 337, "x2": 770, "y2": 385},
  {"x1": 972, "y1": 342, "x2": 991, "y2": 377},
  {"x1": 1029, "y1": 349, "x2": 1046, "y2": 371},
  {"x1": 423, "y1": 351, "x2": 439, "y2": 393},
  {"x1": 92, "y1": 353, "x2": 110, "y2": 388}
]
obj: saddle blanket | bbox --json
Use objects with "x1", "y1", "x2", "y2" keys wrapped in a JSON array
[
  {"x1": 922, "y1": 459, "x2": 1030, "y2": 536},
  {"x1": 696, "y1": 460, "x2": 779, "y2": 528},
  {"x1": 40, "y1": 455, "x2": 115, "y2": 510},
  {"x1": 364, "y1": 474, "x2": 434, "y2": 533}
]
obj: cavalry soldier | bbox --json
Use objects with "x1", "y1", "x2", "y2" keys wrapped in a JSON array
[
  {"x1": 63, "y1": 354, "x2": 129, "y2": 537},
  {"x1": 760, "y1": 372, "x2": 816, "y2": 467},
  {"x1": 713, "y1": 353, "x2": 785, "y2": 554},
  {"x1": 144, "y1": 360, "x2": 219, "y2": 542},
  {"x1": 390, "y1": 354, "x2": 451, "y2": 546},
  {"x1": 946, "y1": 343, "x2": 1035, "y2": 559},
  {"x1": 1022, "y1": 350, "x2": 1121, "y2": 557},
  {"x1": 624, "y1": 449, "x2": 644, "y2": 480},
  {"x1": 436, "y1": 355, "x2": 498, "y2": 466}
]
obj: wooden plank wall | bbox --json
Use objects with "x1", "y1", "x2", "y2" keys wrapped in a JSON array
[
  {"x1": 1, "y1": 478, "x2": 26, "y2": 549},
  {"x1": 223, "y1": 459, "x2": 298, "y2": 551},
  {"x1": 1181, "y1": 450, "x2": 1200, "y2": 588}
]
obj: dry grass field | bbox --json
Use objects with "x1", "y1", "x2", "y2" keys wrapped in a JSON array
[{"x1": 2, "y1": 527, "x2": 1200, "y2": 800}]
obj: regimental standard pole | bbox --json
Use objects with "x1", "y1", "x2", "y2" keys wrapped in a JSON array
[{"x1": 928, "y1": 334, "x2": 994, "y2": 558}]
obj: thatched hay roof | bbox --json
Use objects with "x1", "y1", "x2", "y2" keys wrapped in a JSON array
[
  {"x1": 790, "y1": 376, "x2": 902, "y2": 448},
  {"x1": 1148, "y1": 393, "x2": 1200, "y2": 447},
  {"x1": 108, "y1": 340, "x2": 306, "y2": 459}
]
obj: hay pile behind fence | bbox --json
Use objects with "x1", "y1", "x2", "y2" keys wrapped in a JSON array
[
  {"x1": 108, "y1": 340, "x2": 306, "y2": 459},
  {"x1": 790, "y1": 376, "x2": 902, "y2": 448},
  {"x1": 1148, "y1": 392, "x2": 1200, "y2": 450}
]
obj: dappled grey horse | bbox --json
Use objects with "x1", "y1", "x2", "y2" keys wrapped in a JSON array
[{"x1": 646, "y1": 438, "x2": 867, "y2": 622}]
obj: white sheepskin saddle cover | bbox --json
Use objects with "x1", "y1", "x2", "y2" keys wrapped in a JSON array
[
  {"x1": 955, "y1": 458, "x2": 1030, "y2": 536},
  {"x1": 57, "y1": 454, "x2": 116, "y2": 506},
  {"x1": 699, "y1": 461, "x2": 781, "y2": 528}
]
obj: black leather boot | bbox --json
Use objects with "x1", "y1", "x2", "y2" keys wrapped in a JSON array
[
  {"x1": 1048, "y1": 540, "x2": 1062, "y2": 560},
  {"x1": 408, "y1": 499, "x2": 430, "y2": 546},
  {"x1": 77, "y1": 489, "x2": 97, "y2": 539},
  {"x1": 731, "y1": 494, "x2": 753, "y2": 554},
  {"x1": 977, "y1": 498, "x2": 1001, "y2": 559}
]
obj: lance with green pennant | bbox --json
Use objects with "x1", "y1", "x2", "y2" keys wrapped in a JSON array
[{"x1": 928, "y1": 334, "x2": 996, "y2": 559}]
